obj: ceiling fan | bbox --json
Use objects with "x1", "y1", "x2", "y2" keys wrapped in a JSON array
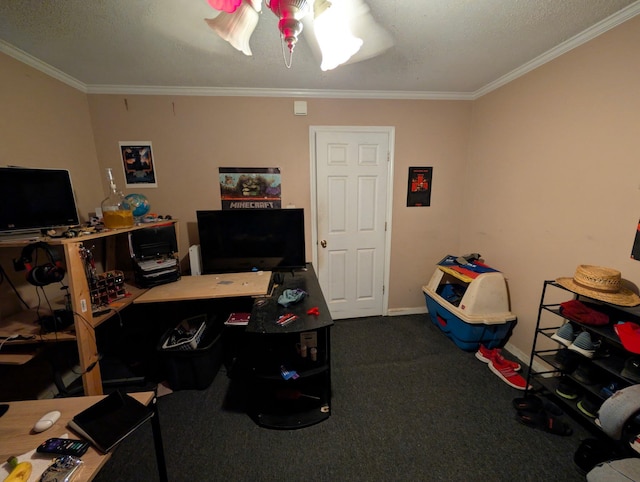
[{"x1": 204, "y1": 0, "x2": 393, "y2": 70}]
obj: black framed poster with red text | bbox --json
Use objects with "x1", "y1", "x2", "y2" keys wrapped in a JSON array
[{"x1": 407, "y1": 167, "x2": 432, "y2": 207}]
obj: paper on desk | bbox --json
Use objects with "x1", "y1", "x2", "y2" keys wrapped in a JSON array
[{"x1": 0, "y1": 433, "x2": 69, "y2": 482}]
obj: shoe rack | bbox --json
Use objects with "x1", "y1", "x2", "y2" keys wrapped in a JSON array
[{"x1": 524, "y1": 280, "x2": 640, "y2": 435}]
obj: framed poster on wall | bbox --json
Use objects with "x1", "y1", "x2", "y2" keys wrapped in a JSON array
[
  {"x1": 119, "y1": 142, "x2": 158, "y2": 188},
  {"x1": 407, "y1": 167, "x2": 432, "y2": 207},
  {"x1": 219, "y1": 167, "x2": 281, "y2": 209},
  {"x1": 631, "y1": 219, "x2": 640, "y2": 261}
]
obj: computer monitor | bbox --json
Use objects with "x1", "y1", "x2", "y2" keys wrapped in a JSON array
[
  {"x1": 0, "y1": 167, "x2": 80, "y2": 236},
  {"x1": 196, "y1": 208, "x2": 306, "y2": 273}
]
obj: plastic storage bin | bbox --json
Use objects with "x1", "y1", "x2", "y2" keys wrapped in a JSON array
[
  {"x1": 161, "y1": 314, "x2": 207, "y2": 351},
  {"x1": 157, "y1": 315, "x2": 222, "y2": 390},
  {"x1": 422, "y1": 255, "x2": 516, "y2": 351}
]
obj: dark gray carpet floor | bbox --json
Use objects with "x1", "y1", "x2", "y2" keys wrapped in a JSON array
[{"x1": 94, "y1": 314, "x2": 590, "y2": 481}]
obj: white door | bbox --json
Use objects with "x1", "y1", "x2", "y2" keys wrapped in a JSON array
[{"x1": 310, "y1": 126, "x2": 394, "y2": 319}]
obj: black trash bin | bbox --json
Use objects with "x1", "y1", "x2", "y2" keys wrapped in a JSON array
[{"x1": 157, "y1": 314, "x2": 223, "y2": 390}]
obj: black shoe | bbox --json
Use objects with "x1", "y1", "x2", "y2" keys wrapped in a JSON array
[
  {"x1": 573, "y1": 364, "x2": 600, "y2": 386},
  {"x1": 577, "y1": 396, "x2": 600, "y2": 418},
  {"x1": 555, "y1": 348, "x2": 580, "y2": 372},
  {"x1": 555, "y1": 380, "x2": 581, "y2": 400},
  {"x1": 574, "y1": 438, "x2": 619, "y2": 474}
]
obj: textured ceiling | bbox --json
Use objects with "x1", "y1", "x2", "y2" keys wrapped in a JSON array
[{"x1": 0, "y1": 0, "x2": 638, "y2": 98}]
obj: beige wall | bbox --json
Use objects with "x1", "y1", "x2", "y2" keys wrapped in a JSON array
[
  {"x1": 1, "y1": 13, "x2": 639, "y2": 358},
  {"x1": 463, "y1": 14, "x2": 640, "y2": 357},
  {"x1": 86, "y1": 95, "x2": 472, "y2": 311},
  {"x1": 0, "y1": 54, "x2": 102, "y2": 219},
  {"x1": 0, "y1": 53, "x2": 102, "y2": 313}
]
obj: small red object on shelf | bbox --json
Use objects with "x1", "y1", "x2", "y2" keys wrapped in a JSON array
[{"x1": 307, "y1": 307, "x2": 320, "y2": 316}]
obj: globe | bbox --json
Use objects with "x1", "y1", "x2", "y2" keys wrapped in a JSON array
[{"x1": 124, "y1": 193, "x2": 151, "y2": 219}]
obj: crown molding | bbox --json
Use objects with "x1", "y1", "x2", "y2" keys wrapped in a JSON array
[
  {"x1": 84, "y1": 84, "x2": 473, "y2": 100},
  {"x1": 0, "y1": 39, "x2": 87, "y2": 92},
  {"x1": 473, "y1": 1, "x2": 640, "y2": 99},
  {"x1": 2, "y1": 1, "x2": 639, "y2": 101}
]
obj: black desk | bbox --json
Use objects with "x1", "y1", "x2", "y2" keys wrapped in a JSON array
[{"x1": 244, "y1": 264, "x2": 334, "y2": 429}]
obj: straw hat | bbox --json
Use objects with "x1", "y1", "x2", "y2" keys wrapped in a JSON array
[{"x1": 556, "y1": 265, "x2": 640, "y2": 307}]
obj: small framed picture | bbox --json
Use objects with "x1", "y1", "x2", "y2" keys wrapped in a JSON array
[
  {"x1": 407, "y1": 166, "x2": 432, "y2": 207},
  {"x1": 119, "y1": 142, "x2": 158, "y2": 188}
]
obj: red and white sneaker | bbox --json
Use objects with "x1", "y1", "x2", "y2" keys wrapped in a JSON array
[
  {"x1": 488, "y1": 357, "x2": 531, "y2": 390},
  {"x1": 475, "y1": 344, "x2": 522, "y2": 371}
]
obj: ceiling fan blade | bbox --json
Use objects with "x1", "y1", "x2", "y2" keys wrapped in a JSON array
[
  {"x1": 304, "y1": 0, "x2": 393, "y2": 69},
  {"x1": 205, "y1": 1, "x2": 260, "y2": 56},
  {"x1": 343, "y1": 0, "x2": 394, "y2": 65},
  {"x1": 313, "y1": 0, "x2": 362, "y2": 70}
]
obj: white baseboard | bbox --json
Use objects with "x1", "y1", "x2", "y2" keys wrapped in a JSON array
[{"x1": 386, "y1": 306, "x2": 428, "y2": 316}]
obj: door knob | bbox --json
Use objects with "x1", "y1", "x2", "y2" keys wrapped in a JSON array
[{"x1": 321, "y1": 240, "x2": 327, "y2": 248}]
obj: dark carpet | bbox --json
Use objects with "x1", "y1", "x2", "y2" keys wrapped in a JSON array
[{"x1": 94, "y1": 314, "x2": 590, "y2": 481}]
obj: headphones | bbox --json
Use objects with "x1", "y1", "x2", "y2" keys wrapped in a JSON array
[{"x1": 20, "y1": 242, "x2": 66, "y2": 286}]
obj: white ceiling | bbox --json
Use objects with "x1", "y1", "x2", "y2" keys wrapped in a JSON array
[{"x1": 0, "y1": 0, "x2": 638, "y2": 99}]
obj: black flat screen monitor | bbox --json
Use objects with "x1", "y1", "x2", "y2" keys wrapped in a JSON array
[
  {"x1": 196, "y1": 208, "x2": 306, "y2": 273},
  {"x1": 0, "y1": 167, "x2": 80, "y2": 235}
]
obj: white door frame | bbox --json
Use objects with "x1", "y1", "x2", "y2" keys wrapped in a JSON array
[{"x1": 309, "y1": 125, "x2": 395, "y2": 317}]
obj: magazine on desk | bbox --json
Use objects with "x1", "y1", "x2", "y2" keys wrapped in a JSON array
[
  {"x1": 224, "y1": 312, "x2": 251, "y2": 326},
  {"x1": 67, "y1": 390, "x2": 154, "y2": 453}
]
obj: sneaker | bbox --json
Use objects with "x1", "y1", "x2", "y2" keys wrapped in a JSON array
[
  {"x1": 600, "y1": 381, "x2": 621, "y2": 399},
  {"x1": 488, "y1": 357, "x2": 531, "y2": 390},
  {"x1": 475, "y1": 344, "x2": 494, "y2": 363},
  {"x1": 630, "y1": 434, "x2": 640, "y2": 455},
  {"x1": 475, "y1": 344, "x2": 522, "y2": 371},
  {"x1": 569, "y1": 331, "x2": 600, "y2": 358},
  {"x1": 573, "y1": 364, "x2": 599, "y2": 385},
  {"x1": 577, "y1": 397, "x2": 600, "y2": 418},
  {"x1": 554, "y1": 348, "x2": 580, "y2": 372},
  {"x1": 555, "y1": 380, "x2": 581, "y2": 400},
  {"x1": 512, "y1": 395, "x2": 564, "y2": 416},
  {"x1": 551, "y1": 323, "x2": 576, "y2": 347}
]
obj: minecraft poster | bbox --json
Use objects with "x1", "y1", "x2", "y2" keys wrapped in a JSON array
[
  {"x1": 219, "y1": 167, "x2": 281, "y2": 210},
  {"x1": 407, "y1": 167, "x2": 432, "y2": 207}
]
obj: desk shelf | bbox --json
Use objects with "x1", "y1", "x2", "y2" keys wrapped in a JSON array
[
  {"x1": 244, "y1": 265, "x2": 334, "y2": 429},
  {"x1": 0, "y1": 221, "x2": 178, "y2": 395},
  {"x1": 0, "y1": 345, "x2": 45, "y2": 365},
  {"x1": 90, "y1": 283, "x2": 146, "y2": 328}
]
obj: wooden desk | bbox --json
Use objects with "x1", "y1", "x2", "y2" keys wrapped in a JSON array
[
  {"x1": 0, "y1": 391, "x2": 166, "y2": 481},
  {"x1": 134, "y1": 272, "x2": 272, "y2": 304},
  {"x1": 0, "y1": 221, "x2": 179, "y2": 395}
]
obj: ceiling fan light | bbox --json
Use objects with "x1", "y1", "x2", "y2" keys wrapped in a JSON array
[
  {"x1": 268, "y1": 0, "x2": 311, "y2": 52},
  {"x1": 313, "y1": 0, "x2": 363, "y2": 70},
  {"x1": 268, "y1": 0, "x2": 310, "y2": 19},
  {"x1": 207, "y1": 0, "x2": 242, "y2": 14},
  {"x1": 279, "y1": 17, "x2": 304, "y2": 52},
  {"x1": 205, "y1": 2, "x2": 260, "y2": 56},
  {"x1": 313, "y1": 0, "x2": 331, "y2": 18},
  {"x1": 247, "y1": 0, "x2": 262, "y2": 12}
]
